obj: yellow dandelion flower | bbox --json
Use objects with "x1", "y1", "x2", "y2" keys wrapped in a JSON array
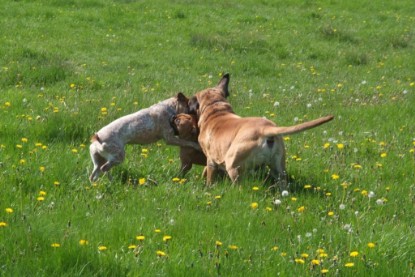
[
  {"x1": 319, "y1": 253, "x2": 328, "y2": 258},
  {"x1": 265, "y1": 207, "x2": 272, "y2": 212},
  {"x1": 51, "y1": 243, "x2": 61, "y2": 248},
  {"x1": 39, "y1": 166, "x2": 45, "y2": 172},
  {"x1": 71, "y1": 148, "x2": 78, "y2": 154},
  {"x1": 291, "y1": 197, "x2": 297, "y2": 201},
  {"x1": 228, "y1": 245, "x2": 238, "y2": 250},
  {"x1": 21, "y1": 138, "x2": 28, "y2": 143},
  {"x1": 19, "y1": 159, "x2": 26, "y2": 165},
  {"x1": 323, "y1": 142, "x2": 330, "y2": 149},
  {"x1": 136, "y1": 235, "x2": 145, "y2": 241},
  {"x1": 172, "y1": 177, "x2": 180, "y2": 182},
  {"x1": 271, "y1": 246, "x2": 279, "y2": 251},
  {"x1": 367, "y1": 242, "x2": 376, "y2": 248},
  {"x1": 0, "y1": 222, "x2": 7, "y2": 227},
  {"x1": 5, "y1": 208, "x2": 13, "y2": 213},
  {"x1": 252, "y1": 186, "x2": 259, "y2": 191},
  {"x1": 321, "y1": 269, "x2": 329, "y2": 274},
  {"x1": 361, "y1": 190, "x2": 368, "y2": 196},
  {"x1": 163, "y1": 235, "x2": 172, "y2": 242},
  {"x1": 139, "y1": 178, "x2": 146, "y2": 185},
  {"x1": 156, "y1": 250, "x2": 166, "y2": 257},
  {"x1": 154, "y1": 229, "x2": 161, "y2": 233},
  {"x1": 336, "y1": 143, "x2": 344, "y2": 149},
  {"x1": 301, "y1": 253, "x2": 309, "y2": 258},
  {"x1": 297, "y1": 206, "x2": 305, "y2": 213},
  {"x1": 214, "y1": 195, "x2": 222, "y2": 200},
  {"x1": 281, "y1": 252, "x2": 287, "y2": 257},
  {"x1": 128, "y1": 245, "x2": 136, "y2": 249},
  {"x1": 37, "y1": 196, "x2": 45, "y2": 201},
  {"x1": 353, "y1": 163, "x2": 362, "y2": 169},
  {"x1": 16, "y1": 144, "x2": 23, "y2": 149},
  {"x1": 4, "y1": 102, "x2": 11, "y2": 107},
  {"x1": 380, "y1": 152, "x2": 387, "y2": 158},
  {"x1": 215, "y1": 241, "x2": 223, "y2": 247},
  {"x1": 331, "y1": 174, "x2": 339, "y2": 180},
  {"x1": 311, "y1": 259, "x2": 320, "y2": 265},
  {"x1": 345, "y1": 262, "x2": 354, "y2": 267},
  {"x1": 53, "y1": 181, "x2": 60, "y2": 186},
  {"x1": 79, "y1": 239, "x2": 89, "y2": 246},
  {"x1": 98, "y1": 246, "x2": 107, "y2": 251},
  {"x1": 328, "y1": 211, "x2": 334, "y2": 216},
  {"x1": 39, "y1": 191, "x2": 47, "y2": 196},
  {"x1": 250, "y1": 202, "x2": 259, "y2": 209},
  {"x1": 304, "y1": 184, "x2": 312, "y2": 189},
  {"x1": 350, "y1": 251, "x2": 359, "y2": 257},
  {"x1": 35, "y1": 142, "x2": 43, "y2": 147},
  {"x1": 295, "y1": 258, "x2": 305, "y2": 264},
  {"x1": 70, "y1": 83, "x2": 76, "y2": 89}
]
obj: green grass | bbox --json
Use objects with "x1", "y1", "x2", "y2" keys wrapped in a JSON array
[{"x1": 1, "y1": 0, "x2": 414, "y2": 276}]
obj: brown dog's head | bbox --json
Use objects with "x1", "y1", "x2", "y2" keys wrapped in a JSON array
[
  {"x1": 170, "y1": 113, "x2": 199, "y2": 142},
  {"x1": 176, "y1": 92, "x2": 190, "y2": 114},
  {"x1": 189, "y1": 73, "x2": 230, "y2": 116}
]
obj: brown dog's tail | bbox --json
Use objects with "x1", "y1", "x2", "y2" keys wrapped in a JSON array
[{"x1": 263, "y1": 115, "x2": 334, "y2": 137}]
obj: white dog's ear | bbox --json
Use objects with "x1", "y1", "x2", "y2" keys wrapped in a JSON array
[{"x1": 216, "y1": 73, "x2": 230, "y2": 98}]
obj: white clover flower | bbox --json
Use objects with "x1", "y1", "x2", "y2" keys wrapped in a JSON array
[
  {"x1": 273, "y1": 199, "x2": 282, "y2": 206},
  {"x1": 376, "y1": 199, "x2": 384, "y2": 205}
]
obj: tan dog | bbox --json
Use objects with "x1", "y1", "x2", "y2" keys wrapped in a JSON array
[
  {"x1": 189, "y1": 74, "x2": 334, "y2": 188},
  {"x1": 89, "y1": 93, "x2": 200, "y2": 182},
  {"x1": 170, "y1": 113, "x2": 207, "y2": 176}
]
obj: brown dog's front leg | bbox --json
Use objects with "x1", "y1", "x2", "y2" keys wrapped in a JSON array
[{"x1": 205, "y1": 161, "x2": 218, "y2": 186}]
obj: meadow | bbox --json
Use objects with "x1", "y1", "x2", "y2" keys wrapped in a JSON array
[{"x1": 0, "y1": 0, "x2": 414, "y2": 276}]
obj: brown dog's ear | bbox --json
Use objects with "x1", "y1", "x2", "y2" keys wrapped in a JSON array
[
  {"x1": 177, "y1": 92, "x2": 189, "y2": 103},
  {"x1": 216, "y1": 73, "x2": 230, "y2": 98}
]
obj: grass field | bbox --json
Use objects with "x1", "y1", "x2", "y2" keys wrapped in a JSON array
[{"x1": 1, "y1": 0, "x2": 414, "y2": 276}]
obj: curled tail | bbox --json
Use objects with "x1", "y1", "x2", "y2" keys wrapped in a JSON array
[
  {"x1": 90, "y1": 134, "x2": 105, "y2": 152},
  {"x1": 263, "y1": 115, "x2": 334, "y2": 137}
]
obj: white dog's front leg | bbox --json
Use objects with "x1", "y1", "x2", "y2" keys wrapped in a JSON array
[{"x1": 164, "y1": 134, "x2": 202, "y2": 151}]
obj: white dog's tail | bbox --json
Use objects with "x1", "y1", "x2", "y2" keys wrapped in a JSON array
[
  {"x1": 263, "y1": 115, "x2": 334, "y2": 137},
  {"x1": 90, "y1": 134, "x2": 105, "y2": 152}
]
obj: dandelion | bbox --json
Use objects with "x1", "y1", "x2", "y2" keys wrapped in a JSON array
[
  {"x1": 71, "y1": 148, "x2": 78, "y2": 154},
  {"x1": 323, "y1": 142, "x2": 330, "y2": 149},
  {"x1": 163, "y1": 235, "x2": 172, "y2": 242},
  {"x1": 250, "y1": 202, "x2": 259, "y2": 209},
  {"x1": 39, "y1": 191, "x2": 47, "y2": 196},
  {"x1": 339, "y1": 204, "x2": 346, "y2": 210},
  {"x1": 297, "y1": 206, "x2": 305, "y2": 213},
  {"x1": 380, "y1": 152, "x2": 387, "y2": 158},
  {"x1": 98, "y1": 246, "x2": 108, "y2": 251},
  {"x1": 291, "y1": 197, "x2": 297, "y2": 202},
  {"x1": 215, "y1": 195, "x2": 222, "y2": 200},
  {"x1": 295, "y1": 258, "x2": 305, "y2": 264},
  {"x1": 361, "y1": 190, "x2": 368, "y2": 197},
  {"x1": 37, "y1": 197, "x2": 45, "y2": 201},
  {"x1": 139, "y1": 178, "x2": 146, "y2": 185},
  {"x1": 321, "y1": 269, "x2": 329, "y2": 274},
  {"x1": 53, "y1": 181, "x2": 60, "y2": 187},
  {"x1": 252, "y1": 186, "x2": 259, "y2": 191},
  {"x1": 21, "y1": 138, "x2": 28, "y2": 143},
  {"x1": 368, "y1": 191, "x2": 375, "y2": 198},
  {"x1": 156, "y1": 250, "x2": 166, "y2": 257},
  {"x1": 304, "y1": 184, "x2": 312, "y2": 189},
  {"x1": 128, "y1": 245, "x2": 136, "y2": 249},
  {"x1": 328, "y1": 211, "x2": 334, "y2": 216},
  {"x1": 350, "y1": 251, "x2": 359, "y2": 257},
  {"x1": 51, "y1": 243, "x2": 61, "y2": 248},
  {"x1": 4, "y1": 102, "x2": 11, "y2": 107},
  {"x1": 172, "y1": 177, "x2": 180, "y2": 182},
  {"x1": 215, "y1": 241, "x2": 223, "y2": 247},
  {"x1": 136, "y1": 235, "x2": 145, "y2": 241},
  {"x1": 336, "y1": 143, "x2": 344, "y2": 149},
  {"x1": 311, "y1": 259, "x2": 320, "y2": 265},
  {"x1": 271, "y1": 246, "x2": 279, "y2": 251},
  {"x1": 265, "y1": 207, "x2": 272, "y2": 212},
  {"x1": 5, "y1": 208, "x2": 13, "y2": 213},
  {"x1": 39, "y1": 166, "x2": 45, "y2": 173},
  {"x1": 301, "y1": 253, "x2": 309, "y2": 258},
  {"x1": 79, "y1": 240, "x2": 89, "y2": 246},
  {"x1": 228, "y1": 245, "x2": 238, "y2": 250},
  {"x1": 345, "y1": 262, "x2": 354, "y2": 267},
  {"x1": 281, "y1": 190, "x2": 289, "y2": 197},
  {"x1": 19, "y1": 159, "x2": 26, "y2": 165},
  {"x1": 0, "y1": 222, "x2": 7, "y2": 227},
  {"x1": 367, "y1": 242, "x2": 376, "y2": 248},
  {"x1": 16, "y1": 144, "x2": 23, "y2": 149},
  {"x1": 376, "y1": 199, "x2": 384, "y2": 205},
  {"x1": 154, "y1": 229, "x2": 161, "y2": 233},
  {"x1": 331, "y1": 174, "x2": 339, "y2": 180},
  {"x1": 70, "y1": 83, "x2": 76, "y2": 89}
]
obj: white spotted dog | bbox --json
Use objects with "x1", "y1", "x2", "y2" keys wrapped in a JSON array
[{"x1": 89, "y1": 93, "x2": 200, "y2": 182}]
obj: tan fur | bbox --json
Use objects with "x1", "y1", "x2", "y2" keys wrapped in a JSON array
[
  {"x1": 170, "y1": 113, "x2": 206, "y2": 176},
  {"x1": 192, "y1": 74, "x2": 334, "y2": 189},
  {"x1": 88, "y1": 93, "x2": 200, "y2": 182}
]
